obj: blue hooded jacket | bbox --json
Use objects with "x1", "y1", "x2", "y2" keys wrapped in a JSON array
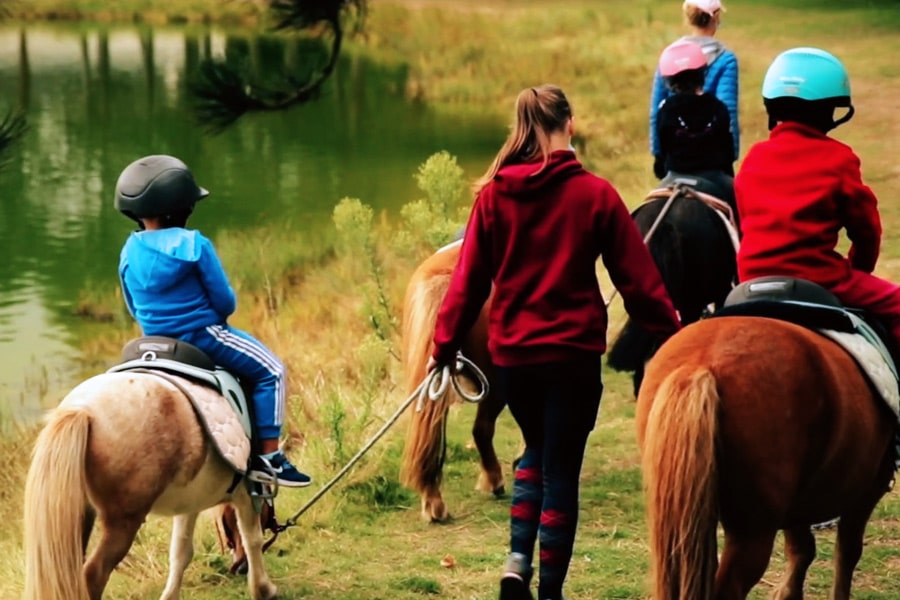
[
  {"x1": 119, "y1": 228, "x2": 236, "y2": 336},
  {"x1": 650, "y1": 36, "x2": 740, "y2": 160}
]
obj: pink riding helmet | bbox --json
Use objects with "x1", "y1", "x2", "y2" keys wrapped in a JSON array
[{"x1": 659, "y1": 40, "x2": 707, "y2": 77}]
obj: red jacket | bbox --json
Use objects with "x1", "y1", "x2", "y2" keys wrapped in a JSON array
[
  {"x1": 432, "y1": 150, "x2": 680, "y2": 367},
  {"x1": 736, "y1": 122, "x2": 881, "y2": 287}
]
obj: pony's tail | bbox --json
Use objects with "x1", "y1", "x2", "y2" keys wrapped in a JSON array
[
  {"x1": 23, "y1": 407, "x2": 91, "y2": 600},
  {"x1": 642, "y1": 366, "x2": 719, "y2": 600},
  {"x1": 606, "y1": 320, "x2": 655, "y2": 373},
  {"x1": 399, "y1": 270, "x2": 452, "y2": 494}
]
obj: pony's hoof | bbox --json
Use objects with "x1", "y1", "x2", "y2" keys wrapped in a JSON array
[
  {"x1": 422, "y1": 497, "x2": 450, "y2": 523},
  {"x1": 229, "y1": 555, "x2": 249, "y2": 575},
  {"x1": 254, "y1": 582, "x2": 277, "y2": 600},
  {"x1": 492, "y1": 484, "x2": 505, "y2": 497},
  {"x1": 476, "y1": 471, "x2": 505, "y2": 496}
]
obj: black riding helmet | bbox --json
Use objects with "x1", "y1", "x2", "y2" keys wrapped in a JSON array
[{"x1": 115, "y1": 155, "x2": 209, "y2": 225}]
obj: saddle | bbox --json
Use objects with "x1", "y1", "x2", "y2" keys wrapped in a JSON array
[
  {"x1": 640, "y1": 179, "x2": 740, "y2": 254},
  {"x1": 715, "y1": 276, "x2": 900, "y2": 416},
  {"x1": 107, "y1": 336, "x2": 253, "y2": 475}
]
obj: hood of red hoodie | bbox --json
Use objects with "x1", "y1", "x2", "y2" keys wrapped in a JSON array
[{"x1": 492, "y1": 150, "x2": 583, "y2": 197}]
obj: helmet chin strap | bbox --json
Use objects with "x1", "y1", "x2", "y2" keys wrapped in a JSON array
[
  {"x1": 832, "y1": 104, "x2": 855, "y2": 129},
  {"x1": 768, "y1": 103, "x2": 855, "y2": 133}
]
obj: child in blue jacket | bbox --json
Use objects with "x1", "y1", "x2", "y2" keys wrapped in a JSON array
[
  {"x1": 116, "y1": 154, "x2": 311, "y2": 488},
  {"x1": 649, "y1": 0, "x2": 739, "y2": 163}
]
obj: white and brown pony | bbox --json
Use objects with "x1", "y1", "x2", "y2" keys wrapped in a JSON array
[
  {"x1": 399, "y1": 240, "x2": 502, "y2": 522},
  {"x1": 23, "y1": 371, "x2": 276, "y2": 600}
]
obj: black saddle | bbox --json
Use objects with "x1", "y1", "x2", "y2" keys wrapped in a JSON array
[
  {"x1": 716, "y1": 276, "x2": 856, "y2": 333},
  {"x1": 120, "y1": 336, "x2": 216, "y2": 371},
  {"x1": 661, "y1": 172, "x2": 729, "y2": 203},
  {"x1": 716, "y1": 276, "x2": 899, "y2": 366}
]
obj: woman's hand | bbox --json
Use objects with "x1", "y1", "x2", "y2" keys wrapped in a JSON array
[{"x1": 426, "y1": 356, "x2": 439, "y2": 374}]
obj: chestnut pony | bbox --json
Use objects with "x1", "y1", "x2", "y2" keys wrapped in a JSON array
[
  {"x1": 399, "y1": 240, "x2": 500, "y2": 522},
  {"x1": 22, "y1": 371, "x2": 276, "y2": 600},
  {"x1": 637, "y1": 316, "x2": 896, "y2": 599}
]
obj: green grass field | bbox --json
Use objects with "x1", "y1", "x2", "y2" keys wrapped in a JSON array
[{"x1": 4, "y1": 0, "x2": 900, "y2": 598}]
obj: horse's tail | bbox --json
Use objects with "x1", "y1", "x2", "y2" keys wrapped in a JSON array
[
  {"x1": 642, "y1": 366, "x2": 719, "y2": 600},
  {"x1": 24, "y1": 406, "x2": 91, "y2": 600},
  {"x1": 608, "y1": 198, "x2": 685, "y2": 374},
  {"x1": 399, "y1": 267, "x2": 452, "y2": 494},
  {"x1": 606, "y1": 320, "x2": 656, "y2": 373}
]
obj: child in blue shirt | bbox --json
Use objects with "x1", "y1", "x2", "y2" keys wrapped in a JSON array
[{"x1": 116, "y1": 154, "x2": 311, "y2": 488}]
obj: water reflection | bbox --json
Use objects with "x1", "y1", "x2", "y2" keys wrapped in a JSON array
[{"x1": 0, "y1": 25, "x2": 503, "y2": 414}]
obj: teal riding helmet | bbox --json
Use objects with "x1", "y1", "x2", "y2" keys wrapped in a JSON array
[
  {"x1": 762, "y1": 47, "x2": 854, "y2": 131},
  {"x1": 762, "y1": 47, "x2": 851, "y2": 104}
]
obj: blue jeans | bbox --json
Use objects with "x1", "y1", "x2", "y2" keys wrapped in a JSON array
[
  {"x1": 183, "y1": 324, "x2": 286, "y2": 440},
  {"x1": 496, "y1": 354, "x2": 603, "y2": 600}
]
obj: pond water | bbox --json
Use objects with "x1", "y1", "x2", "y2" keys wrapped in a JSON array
[{"x1": 0, "y1": 25, "x2": 504, "y2": 422}]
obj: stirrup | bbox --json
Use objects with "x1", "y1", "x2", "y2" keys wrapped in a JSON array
[{"x1": 246, "y1": 456, "x2": 279, "y2": 500}]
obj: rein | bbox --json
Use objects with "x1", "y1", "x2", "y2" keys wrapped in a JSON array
[
  {"x1": 604, "y1": 184, "x2": 686, "y2": 308},
  {"x1": 265, "y1": 354, "x2": 489, "y2": 535}
]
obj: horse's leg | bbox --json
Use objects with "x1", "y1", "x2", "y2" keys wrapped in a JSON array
[
  {"x1": 214, "y1": 503, "x2": 250, "y2": 574},
  {"x1": 771, "y1": 526, "x2": 816, "y2": 600},
  {"x1": 232, "y1": 492, "x2": 277, "y2": 600},
  {"x1": 421, "y1": 446, "x2": 450, "y2": 522},
  {"x1": 159, "y1": 512, "x2": 199, "y2": 600},
  {"x1": 83, "y1": 515, "x2": 144, "y2": 600},
  {"x1": 715, "y1": 528, "x2": 777, "y2": 600},
  {"x1": 472, "y1": 393, "x2": 506, "y2": 496},
  {"x1": 831, "y1": 507, "x2": 877, "y2": 600}
]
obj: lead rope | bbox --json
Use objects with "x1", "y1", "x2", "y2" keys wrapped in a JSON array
[{"x1": 265, "y1": 354, "x2": 489, "y2": 536}]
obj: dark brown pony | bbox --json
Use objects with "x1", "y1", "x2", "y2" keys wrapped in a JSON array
[
  {"x1": 637, "y1": 316, "x2": 896, "y2": 599},
  {"x1": 399, "y1": 240, "x2": 502, "y2": 522},
  {"x1": 607, "y1": 184, "x2": 737, "y2": 394}
]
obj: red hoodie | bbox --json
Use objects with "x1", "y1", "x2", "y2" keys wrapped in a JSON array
[
  {"x1": 736, "y1": 122, "x2": 881, "y2": 287},
  {"x1": 432, "y1": 150, "x2": 681, "y2": 367}
]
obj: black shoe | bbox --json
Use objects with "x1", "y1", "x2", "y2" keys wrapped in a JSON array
[
  {"x1": 250, "y1": 451, "x2": 312, "y2": 488},
  {"x1": 499, "y1": 574, "x2": 534, "y2": 600}
]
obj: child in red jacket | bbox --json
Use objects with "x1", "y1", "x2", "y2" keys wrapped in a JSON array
[{"x1": 736, "y1": 47, "x2": 900, "y2": 349}]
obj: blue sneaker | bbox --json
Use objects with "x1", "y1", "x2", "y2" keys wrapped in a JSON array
[{"x1": 251, "y1": 451, "x2": 312, "y2": 488}]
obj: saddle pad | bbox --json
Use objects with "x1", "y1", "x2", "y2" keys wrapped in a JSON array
[
  {"x1": 152, "y1": 372, "x2": 251, "y2": 474},
  {"x1": 820, "y1": 329, "x2": 900, "y2": 418}
]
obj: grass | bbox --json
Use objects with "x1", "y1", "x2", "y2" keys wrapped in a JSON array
[{"x1": 5, "y1": 0, "x2": 900, "y2": 598}]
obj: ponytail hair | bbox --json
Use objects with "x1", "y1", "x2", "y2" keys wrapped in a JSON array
[
  {"x1": 474, "y1": 84, "x2": 572, "y2": 194},
  {"x1": 683, "y1": 5, "x2": 714, "y2": 29}
]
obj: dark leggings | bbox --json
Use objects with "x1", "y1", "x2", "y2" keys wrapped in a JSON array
[{"x1": 496, "y1": 355, "x2": 603, "y2": 600}]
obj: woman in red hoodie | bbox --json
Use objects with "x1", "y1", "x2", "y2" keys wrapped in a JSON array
[{"x1": 428, "y1": 84, "x2": 681, "y2": 600}]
